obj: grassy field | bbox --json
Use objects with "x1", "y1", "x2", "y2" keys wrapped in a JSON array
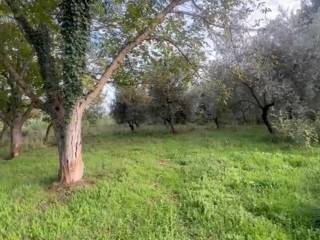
[{"x1": 0, "y1": 125, "x2": 320, "y2": 239}]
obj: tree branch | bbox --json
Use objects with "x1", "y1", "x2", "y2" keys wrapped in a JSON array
[
  {"x1": 4, "y1": 0, "x2": 58, "y2": 97},
  {"x1": 21, "y1": 103, "x2": 34, "y2": 123},
  {"x1": 172, "y1": 10, "x2": 258, "y2": 32},
  {"x1": 265, "y1": 101, "x2": 275, "y2": 109},
  {"x1": 3, "y1": 0, "x2": 38, "y2": 43},
  {"x1": 238, "y1": 99, "x2": 258, "y2": 107},
  {"x1": 240, "y1": 81, "x2": 263, "y2": 109},
  {"x1": 191, "y1": 0, "x2": 203, "y2": 11},
  {"x1": 172, "y1": 10, "x2": 225, "y2": 29},
  {"x1": 1, "y1": 59, "x2": 44, "y2": 109},
  {"x1": 151, "y1": 36, "x2": 202, "y2": 79},
  {"x1": 83, "y1": 0, "x2": 189, "y2": 107}
]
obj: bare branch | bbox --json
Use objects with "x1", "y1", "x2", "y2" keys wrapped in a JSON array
[
  {"x1": 240, "y1": 80, "x2": 263, "y2": 109},
  {"x1": 191, "y1": 0, "x2": 203, "y2": 11}
]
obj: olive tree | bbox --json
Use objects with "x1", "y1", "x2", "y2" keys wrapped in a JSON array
[
  {"x1": 196, "y1": 62, "x2": 233, "y2": 128},
  {"x1": 0, "y1": 17, "x2": 41, "y2": 158},
  {"x1": 146, "y1": 55, "x2": 195, "y2": 134},
  {"x1": 0, "y1": 75, "x2": 33, "y2": 158},
  {"x1": 111, "y1": 85, "x2": 150, "y2": 132}
]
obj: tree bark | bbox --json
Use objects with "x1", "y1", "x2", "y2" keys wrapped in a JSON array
[
  {"x1": 240, "y1": 109, "x2": 248, "y2": 123},
  {"x1": 128, "y1": 121, "x2": 135, "y2": 132},
  {"x1": 261, "y1": 105, "x2": 274, "y2": 134},
  {"x1": 0, "y1": 123, "x2": 7, "y2": 144},
  {"x1": 214, "y1": 117, "x2": 220, "y2": 129},
  {"x1": 10, "y1": 120, "x2": 23, "y2": 158},
  {"x1": 163, "y1": 119, "x2": 167, "y2": 126},
  {"x1": 43, "y1": 122, "x2": 53, "y2": 144},
  {"x1": 166, "y1": 118, "x2": 176, "y2": 134},
  {"x1": 53, "y1": 103, "x2": 84, "y2": 185}
]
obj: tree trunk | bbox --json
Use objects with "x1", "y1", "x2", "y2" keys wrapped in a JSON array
[
  {"x1": 214, "y1": 117, "x2": 220, "y2": 129},
  {"x1": 262, "y1": 106, "x2": 273, "y2": 134},
  {"x1": 0, "y1": 123, "x2": 7, "y2": 144},
  {"x1": 43, "y1": 122, "x2": 53, "y2": 144},
  {"x1": 240, "y1": 109, "x2": 248, "y2": 123},
  {"x1": 53, "y1": 104, "x2": 84, "y2": 185},
  {"x1": 10, "y1": 120, "x2": 23, "y2": 158},
  {"x1": 128, "y1": 121, "x2": 135, "y2": 132},
  {"x1": 163, "y1": 119, "x2": 167, "y2": 126},
  {"x1": 167, "y1": 118, "x2": 176, "y2": 134}
]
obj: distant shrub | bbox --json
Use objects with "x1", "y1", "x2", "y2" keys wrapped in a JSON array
[{"x1": 273, "y1": 112, "x2": 319, "y2": 147}]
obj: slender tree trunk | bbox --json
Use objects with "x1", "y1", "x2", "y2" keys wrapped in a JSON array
[
  {"x1": 167, "y1": 118, "x2": 176, "y2": 134},
  {"x1": 10, "y1": 120, "x2": 23, "y2": 158},
  {"x1": 163, "y1": 119, "x2": 167, "y2": 126},
  {"x1": 214, "y1": 117, "x2": 220, "y2": 129},
  {"x1": 53, "y1": 103, "x2": 84, "y2": 185},
  {"x1": 43, "y1": 122, "x2": 53, "y2": 144},
  {"x1": 0, "y1": 123, "x2": 7, "y2": 144},
  {"x1": 241, "y1": 110, "x2": 248, "y2": 123},
  {"x1": 287, "y1": 107, "x2": 293, "y2": 119},
  {"x1": 128, "y1": 121, "x2": 135, "y2": 132},
  {"x1": 262, "y1": 106, "x2": 273, "y2": 134}
]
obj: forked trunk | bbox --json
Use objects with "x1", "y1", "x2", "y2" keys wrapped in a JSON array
[
  {"x1": 53, "y1": 104, "x2": 84, "y2": 185},
  {"x1": 10, "y1": 120, "x2": 23, "y2": 158}
]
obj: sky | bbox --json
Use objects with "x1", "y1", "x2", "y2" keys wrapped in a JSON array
[
  {"x1": 247, "y1": 0, "x2": 302, "y2": 25},
  {"x1": 268, "y1": 0, "x2": 301, "y2": 17}
]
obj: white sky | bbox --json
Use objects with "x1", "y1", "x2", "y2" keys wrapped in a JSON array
[
  {"x1": 267, "y1": 0, "x2": 301, "y2": 17},
  {"x1": 247, "y1": 0, "x2": 302, "y2": 25}
]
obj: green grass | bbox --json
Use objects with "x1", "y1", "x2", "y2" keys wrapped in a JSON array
[{"x1": 0, "y1": 125, "x2": 320, "y2": 239}]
